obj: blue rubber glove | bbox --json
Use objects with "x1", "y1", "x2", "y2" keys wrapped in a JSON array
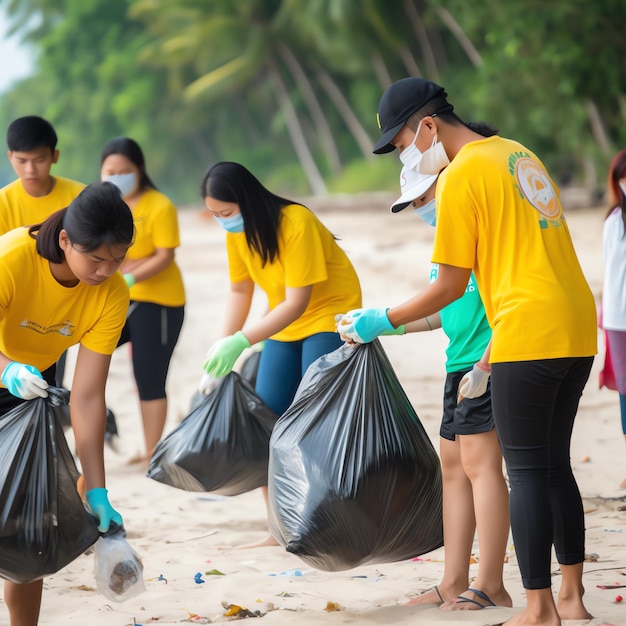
[
  {"x1": 339, "y1": 308, "x2": 395, "y2": 343},
  {"x1": 86, "y1": 488, "x2": 124, "y2": 533},
  {"x1": 1, "y1": 362, "x2": 49, "y2": 399},
  {"x1": 203, "y1": 331, "x2": 251, "y2": 377}
]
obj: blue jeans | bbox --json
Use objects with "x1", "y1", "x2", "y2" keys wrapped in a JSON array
[{"x1": 255, "y1": 332, "x2": 343, "y2": 416}]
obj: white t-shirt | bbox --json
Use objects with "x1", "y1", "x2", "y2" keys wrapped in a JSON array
[{"x1": 602, "y1": 207, "x2": 626, "y2": 330}]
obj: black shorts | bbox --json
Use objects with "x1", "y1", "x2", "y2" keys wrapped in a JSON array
[{"x1": 440, "y1": 367, "x2": 495, "y2": 441}]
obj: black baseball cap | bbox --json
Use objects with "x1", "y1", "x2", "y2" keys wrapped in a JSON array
[{"x1": 373, "y1": 78, "x2": 448, "y2": 154}]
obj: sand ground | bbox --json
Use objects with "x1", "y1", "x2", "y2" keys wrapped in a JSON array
[{"x1": 3, "y1": 197, "x2": 625, "y2": 626}]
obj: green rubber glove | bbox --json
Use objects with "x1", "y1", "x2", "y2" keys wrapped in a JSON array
[
  {"x1": 123, "y1": 273, "x2": 136, "y2": 288},
  {"x1": 203, "y1": 331, "x2": 251, "y2": 377},
  {"x1": 86, "y1": 488, "x2": 124, "y2": 533}
]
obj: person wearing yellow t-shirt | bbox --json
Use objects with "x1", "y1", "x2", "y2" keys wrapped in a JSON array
[
  {"x1": 0, "y1": 182, "x2": 134, "y2": 626},
  {"x1": 1, "y1": 116, "x2": 121, "y2": 448},
  {"x1": 337, "y1": 78, "x2": 596, "y2": 626},
  {"x1": 1, "y1": 116, "x2": 85, "y2": 235},
  {"x1": 199, "y1": 161, "x2": 362, "y2": 547},
  {"x1": 100, "y1": 137, "x2": 185, "y2": 465}
]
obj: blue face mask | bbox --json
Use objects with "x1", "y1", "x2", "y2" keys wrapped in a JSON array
[
  {"x1": 214, "y1": 213, "x2": 244, "y2": 233},
  {"x1": 103, "y1": 173, "x2": 137, "y2": 198},
  {"x1": 414, "y1": 198, "x2": 436, "y2": 227}
]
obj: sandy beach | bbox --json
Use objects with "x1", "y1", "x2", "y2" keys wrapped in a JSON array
[{"x1": 7, "y1": 197, "x2": 625, "y2": 626}]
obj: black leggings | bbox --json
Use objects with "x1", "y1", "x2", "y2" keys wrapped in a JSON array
[
  {"x1": 491, "y1": 356, "x2": 593, "y2": 589},
  {"x1": 117, "y1": 301, "x2": 184, "y2": 401}
]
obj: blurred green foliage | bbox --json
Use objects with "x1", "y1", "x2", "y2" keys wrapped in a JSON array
[{"x1": 0, "y1": 0, "x2": 624, "y2": 204}]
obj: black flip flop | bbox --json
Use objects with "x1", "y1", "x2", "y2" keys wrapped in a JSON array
[{"x1": 454, "y1": 587, "x2": 496, "y2": 609}]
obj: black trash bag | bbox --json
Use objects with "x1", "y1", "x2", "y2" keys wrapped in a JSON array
[
  {"x1": 268, "y1": 341, "x2": 443, "y2": 572},
  {"x1": 240, "y1": 349, "x2": 261, "y2": 389},
  {"x1": 188, "y1": 348, "x2": 262, "y2": 413},
  {"x1": 148, "y1": 372, "x2": 278, "y2": 496},
  {"x1": 0, "y1": 387, "x2": 100, "y2": 584}
]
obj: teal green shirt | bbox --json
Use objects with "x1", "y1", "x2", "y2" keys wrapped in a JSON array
[{"x1": 430, "y1": 264, "x2": 492, "y2": 372}]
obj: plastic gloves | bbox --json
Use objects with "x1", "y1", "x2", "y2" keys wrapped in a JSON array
[
  {"x1": 457, "y1": 363, "x2": 491, "y2": 402},
  {"x1": 203, "y1": 331, "x2": 251, "y2": 377},
  {"x1": 198, "y1": 372, "x2": 221, "y2": 395},
  {"x1": 123, "y1": 273, "x2": 136, "y2": 288},
  {"x1": 336, "y1": 308, "x2": 395, "y2": 343},
  {"x1": 1, "y1": 362, "x2": 49, "y2": 400},
  {"x1": 86, "y1": 488, "x2": 124, "y2": 533}
]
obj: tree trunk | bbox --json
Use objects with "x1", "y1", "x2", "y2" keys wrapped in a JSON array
[
  {"x1": 316, "y1": 68, "x2": 375, "y2": 160},
  {"x1": 402, "y1": 0, "x2": 439, "y2": 80},
  {"x1": 372, "y1": 50, "x2": 393, "y2": 90},
  {"x1": 585, "y1": 99, "x2": 612, "y2": 157},
  {"x1": 269, "y1": 61, "x2": 328, "y2": 196},
  {"x1": 398, "y1": 44, "x2": 423, "y2": 78},
  {"x1": 435, "y1": 7, "x2": 483, "y2": 68},
  {"x1": 276, "y1": 42, "x2": 343, "y2": 174}
]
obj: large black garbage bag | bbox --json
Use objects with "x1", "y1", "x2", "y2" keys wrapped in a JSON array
[
  {"x1": 148, "y1": 372, "x2": 278, "y2": 496},
  {"x1": 0, "y1": 387, "x2": 100, "y2": 584},
  {"x1": 268, "y1": 341, "x2": 443, "y2": 572}
]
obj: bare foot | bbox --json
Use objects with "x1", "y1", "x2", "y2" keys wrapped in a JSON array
[
  {"x1": 620, "y1": 476, "x2": 626, "y2": 489},
  {"x1": 556, "y1": 596, "x2": 592, "y2": 621},
  {"x1": 441, "y1": 586, "x2": 513, "y2": 611},
  {"x1": 235, "y1": 534, "x2": 280, "y2": 549},
  {"x1": 404, "y1": 585, "x2": 445, "y2": 606},
  {"x1": 501, "y1": 610, "x2": 561, "y2": 626},
  {"x1": 126, "y1": 452, "x2": 150, "y2": 469}
]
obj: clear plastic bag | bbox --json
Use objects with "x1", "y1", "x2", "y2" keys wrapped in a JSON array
[
  {"x1": 268, "y1": 341, "x2": 444, "y2": 571},
  {"x1": 94, "y1": 525, "x2": 145, "y2": 602},
  {"x1": 0, "y1": 387, "x2": 100, "y2": 583},
  {"x1": 148, "y1": 371, "x2": 278, "y2": 496}
]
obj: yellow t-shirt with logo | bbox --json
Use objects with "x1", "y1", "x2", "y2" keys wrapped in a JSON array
[
  {"x1": 125, "y1": 188, "x2": 185, "y2": 307},
  {"x1": 0, "y1": 176, "x2": 85, "y2": 234},
  {"x1": 0, "y1": 228, "x2": 130, "y2": 376},
  {"x1": 226, "y1": 203, "x2": 362, "y2": 341},
  {"x1": 432, "y1": 136, "x2": 597, "y2": 362}
]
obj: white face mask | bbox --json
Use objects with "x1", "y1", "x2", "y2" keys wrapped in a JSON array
[
  {"x1": 103, "y1": 173, "x2": 137, "y2": 198},
  {"x1": 416, "y1": 134, "x2": 450, "y2": 176},
  {"x1": 414, "y1": 198, "x2": 436, "y2": 227},
  {"x1": 398, "y1": 120, "x2": 450, "y2": 176},
  {"x1": 620, "y1": 180, "x2": 626, "y2": 197},
  {"x1": 398, "y1": 121, "x2": 424, "y2": 171}
]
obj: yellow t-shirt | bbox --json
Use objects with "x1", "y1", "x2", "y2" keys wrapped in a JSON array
[
  {"x1": 125, "y1": 188, "x2": 185, "y2": 307},
  {"x1": 0, "y1": 228, "x2": 130, "y2": 376},
  {"x1": 0, "y1": 176, "x2": 85, "y2": 234},
  {"x1": 432, "y1": 136, "x2": 597, "y2": 362},
  {"x1": 226, "y1": 203, "x2": 362, "y2": 341}
]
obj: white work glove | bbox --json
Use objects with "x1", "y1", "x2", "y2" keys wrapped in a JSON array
[
  {"x1": 198, "y1": 372, "x2": 221, "y2": 395},
  {"x1": 1, "y1": 362, "x2": 49, "y2": 400},
  {"x1": 457, "y1": 363, "x2": 491, "y2": 402}
]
